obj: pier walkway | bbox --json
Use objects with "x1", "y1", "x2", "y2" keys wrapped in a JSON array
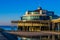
[
  {"x1": 7, "y1": 31, "x2": 60, "y2": 37},
  {"x1": 0, "y1": 31, "x2": 18, "y2": 40},
  {"x1": 0, "y1": 32, "x2": 8, "y2": 40}
]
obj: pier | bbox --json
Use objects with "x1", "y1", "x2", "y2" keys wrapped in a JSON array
[
  {"x1": 5, "y1": 31, "x2": 60, "y2": 40},
  {"x1": 10, "y1": 7, "x2": 60, "y2": 40},
  {"x1": 0, "y1": 31, "x2": 18, "y2": 40}
]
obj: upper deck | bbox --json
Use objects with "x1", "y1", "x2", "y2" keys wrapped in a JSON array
[{"x1": 11, "y1": 20, "x2": 51, "y2": 27}]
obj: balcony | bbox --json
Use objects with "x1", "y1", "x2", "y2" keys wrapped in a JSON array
[{"x1": 18, "y1": 23, "x2": 48, "y2": 26}]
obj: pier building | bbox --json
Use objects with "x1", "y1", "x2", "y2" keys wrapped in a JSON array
[{"x1": 11, "y1": 7, "x2": 60, "y2": 40}]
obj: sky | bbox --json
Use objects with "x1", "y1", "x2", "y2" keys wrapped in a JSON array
[{"x1": 0, "y1": 0, "x2": 60, "y2": 25}]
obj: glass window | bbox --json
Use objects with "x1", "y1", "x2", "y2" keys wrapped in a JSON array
[
  {"x1": 28, "y1": 12, "x2": 39, "y2": 14},
  {"x1": 21, "y1": 16, "x2": 40, "y2": 20},
  {"x1": 21, "y1": 16, "x2": 50, "y2": 20},
  {"x1": 40, "y1": 16, "x2": 50, "y2": 20}
]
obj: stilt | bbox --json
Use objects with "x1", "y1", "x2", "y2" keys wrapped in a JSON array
[
  {"x1": 58, "y1": 23, "x2": 59, "y2": 32},
  {"x1": 52, "y1": 35, "x2": 55, "y2": 40},
  {"x1": 48, "y1": 35, "x2": 50, "y2": 40},
  {"x1": 40, "y1": 36, "x2": 41, "y2": 40}
]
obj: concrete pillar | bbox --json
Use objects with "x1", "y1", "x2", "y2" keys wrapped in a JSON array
[
  {"x1": 48, "y1": 35, "x2": 50, "y2": 40},
  {"x1": 23, "y1": 27, "x2": 25, "y2": 31},
  {"x1": 58, "y1": 35, "x2": 59, "y2": 40},
  {"x1": 58, "y1": 23, "x2": 60, "y2": 32},
  {"x1": 27, "y1": 26, "x2": 29, "y2": 31},
  {"x1": 40, "y1": 36, "x2": 41, "y2": 40},
  {"x1": 48, "y1": 22, "x2": 50, "y2": 31},
  {"x1": 40, "y1": 22, "x2": 41, "y2": 31},
  {"x1": 52, "y1": 35, "x2": 55, "y2": 40},
  {"x1": 52, "y1": 23, "x2": 55, "y2": 31},
  {"x1": 40, "y1": 26, "x2": 41, "y2": 31}
]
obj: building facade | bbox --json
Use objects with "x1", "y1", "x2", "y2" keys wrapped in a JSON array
[{"x1": 11, "y1": 7, "x2": 60, "y2": 40}]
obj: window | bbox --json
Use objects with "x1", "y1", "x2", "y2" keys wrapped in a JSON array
[
  {"x1": 40, "y1": 16, "x2": 50, "y2": 20},
  {"x1": 21, "y1": 16, "x2": 40, "y2": 20}
]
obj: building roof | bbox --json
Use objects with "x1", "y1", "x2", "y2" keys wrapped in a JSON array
[{"x1": 52, "y1": 18, "x2": 60, "y2": 23}]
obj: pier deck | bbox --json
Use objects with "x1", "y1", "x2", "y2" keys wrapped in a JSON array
[
  {"x1": 7, "y1": 31, "x2": 60, "y2": 37},
  {"x1": 0, "y1": 31, "x2": 18, "y2": 40}
]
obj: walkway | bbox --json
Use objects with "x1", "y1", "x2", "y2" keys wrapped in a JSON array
[
  {"x1": 0, "y1": 32, "x2": 8, "y2": 40},
  {"x1": 8, "y1": 31, "x2": 60, "y2": 37},
  {"x1": 0, "y1": 31, "x2": 18, "y2": 40}
]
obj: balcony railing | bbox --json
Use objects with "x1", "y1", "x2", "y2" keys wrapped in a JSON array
[{"x1": 18, "y1": 22, "x2": 49, "y2": 26}]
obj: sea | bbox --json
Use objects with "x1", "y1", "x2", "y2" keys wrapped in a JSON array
[{"x1": 0, "y1": 26, "x2": 17, "y2": 30}]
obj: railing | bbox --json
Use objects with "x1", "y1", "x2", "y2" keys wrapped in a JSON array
[
  {"x1": 18, "y1": 23, "x2": 49, "y2": 26},
  {"x1": 11, "y1": 20, "x2": 50, "y2": 23}
]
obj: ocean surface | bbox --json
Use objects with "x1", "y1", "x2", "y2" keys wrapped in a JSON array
[{"x1": 0, "y1": 26, "x2": 17, "y2": 30}]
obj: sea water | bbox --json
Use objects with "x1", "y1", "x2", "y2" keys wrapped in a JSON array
[{"x1": 0, "y1": 26, "x2": 17, "y2": 30}]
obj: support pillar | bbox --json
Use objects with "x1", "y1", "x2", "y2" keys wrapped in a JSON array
[
  {"x1": 40, "y1": 22, "x2": 41, "y2": 31},
  {"x1": 48, "y1": 35, "x2": 50, "y2": 40},
  {"x1": 23, "y1": 22, "x2": 25, "y2": 31},
  {"x1": 57, "y1": 23, "x2": 60, "y2": 40},
  {"x1": 58, "y1": 23, "x2": 60, "y2": 32},
  {"x1": 40, "y1": 26, "x2": 41, "y2": 31},
  {"x1": 52, "y1": 35, "x2": 55, "y2": 40},
  {"x1": 52, "y1": 23, "x2": 55, "y2": 31},
  {"x1": 48, "y1": 22, "x2": 50, "y2": 31},
  {"x1": 23, "y1": 27, "x2": 25, "y2": 31},
  {"x1": 56, "y1": 22, "x2": 60, "y2": 40},
  {"x1": 40, "y1": 36, "x2": 41, "y2": 40}
]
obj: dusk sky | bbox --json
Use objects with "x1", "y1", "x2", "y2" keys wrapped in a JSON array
[{"x1": 0, "y1": 0, "x2": 60, "y2": 25}]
